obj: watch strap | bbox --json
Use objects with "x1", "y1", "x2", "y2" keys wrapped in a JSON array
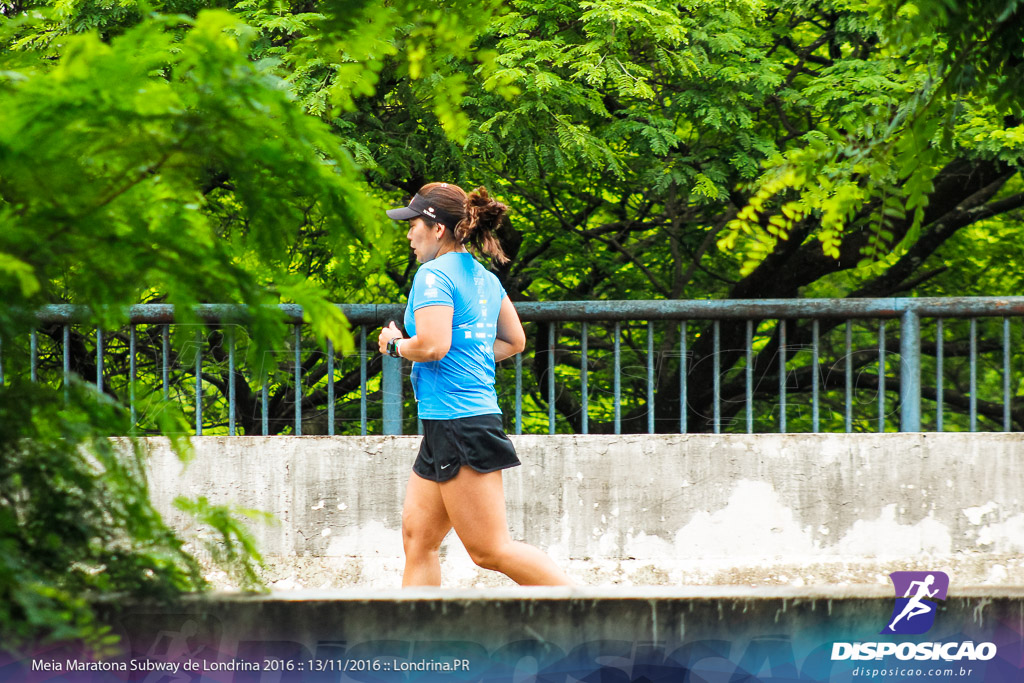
[{"x1": 387, "y1": 337, "x2": 403, "y2": 358}]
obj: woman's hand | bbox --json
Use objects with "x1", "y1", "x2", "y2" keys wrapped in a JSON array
[{"x1": 377, "y1": 321, "x2": 403, "y2": 354}]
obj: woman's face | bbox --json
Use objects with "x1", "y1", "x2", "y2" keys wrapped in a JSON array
[{"x1": 407, "y1": 217, "x2": 444, "y2": 263}]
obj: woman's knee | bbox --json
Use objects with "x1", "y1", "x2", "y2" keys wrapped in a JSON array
[
  {"x1": 402, "y1": 514, "x2": 447, "y2": 555},
  {"x1": 465, "y1": 541, "x2": 512, "y2": 572}
]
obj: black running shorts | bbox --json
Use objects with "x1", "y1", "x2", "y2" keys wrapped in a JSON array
[{"x1": 414, "y1": 414, "x2": 521, "y2": 483}]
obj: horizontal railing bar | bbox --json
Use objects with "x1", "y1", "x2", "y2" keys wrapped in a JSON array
[
  {"x1": 32, "y1": 297, "x2": 1024, "y2": 326},
  {"x1": 33, "y1": 304, "x2": 403, "y2": 325},
  {"x1": 516, "y1": 298, "x2": 1024, "y2": 321}
]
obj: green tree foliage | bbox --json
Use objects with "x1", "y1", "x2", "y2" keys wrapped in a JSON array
[
  {"x1": 0, "y1": 0, "x2": 502, "y2": 648},
  {"x1": 1, "y1": 9, "x2": 376, "y2": 347},
  {"x1": 0, "y1": 383, "x2": 203, "y2": 652},
  {"x1": 883, "y1": 0, "x2": 1024, "y2": 112},
  {"x1": 395, "y1": 0, "x2": 1023, "y2": 434}
]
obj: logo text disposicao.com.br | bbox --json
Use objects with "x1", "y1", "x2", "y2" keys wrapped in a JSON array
[
  {"x1": 830, "y1": 571, "x2": 997, "y2": 667},
  {"x1": 831, "y1": 641, "x2": 996, "y2": 662},
  {"x1": 847, "y1": 665, "x2": 978, "y2": 680}
]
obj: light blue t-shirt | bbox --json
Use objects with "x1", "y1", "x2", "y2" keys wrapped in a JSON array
[{"x1": 404, "y1": 252, "x2": 506, "y2": 420}]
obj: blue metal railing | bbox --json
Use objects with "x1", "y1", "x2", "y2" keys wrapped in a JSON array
[{"x1": 3, "y1": 297, "x2": 1022, "y2": 435}]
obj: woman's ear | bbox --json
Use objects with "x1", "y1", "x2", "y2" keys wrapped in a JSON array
[{"x1": 436, "y1": 224, "x2": 446, "y2": 241}]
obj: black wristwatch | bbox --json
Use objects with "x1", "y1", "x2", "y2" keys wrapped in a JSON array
[{"x1": 386, "y1": 337, "x2": 403, "y2": 358}]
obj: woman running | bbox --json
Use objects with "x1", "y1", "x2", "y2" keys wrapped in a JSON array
[{"x1": 378, "y1": 182, "x2": 572, "y2": 587}]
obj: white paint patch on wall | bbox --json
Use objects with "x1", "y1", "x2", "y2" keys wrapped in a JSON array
[
  {"x1": 625, "y1": 481, "x2": 958, "y2": 564},
  {"x1": 672, "y1": 481, "x2": 816, "y2": 559},
  {"x1": 325, "y1": 520, "x2": 402, "y2": 559},
  {"x1": 963, "y1": 502, "x2": 999, "y2": 526},
  {"x1": 321, "y1": 520, "x2": 406, "y2": 588},
  {"x1": 834, "y1": 505, "x2": 952, "y2": 556},
  {"x1": 623, "y1": 531, "x2": 674, "y2": 563},
  {"x1": 975, "y1": 513, "x2": 1024, "y2": 552}
]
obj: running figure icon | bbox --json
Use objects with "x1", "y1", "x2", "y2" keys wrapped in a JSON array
[
  {"x1": 881, "y1": 571, "x2": 949, "y2": 635},
  {"x1": 888, "y1": 574, "x2": 939, "y2": 631}
]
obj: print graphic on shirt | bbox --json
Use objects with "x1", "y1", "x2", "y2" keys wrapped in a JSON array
[
  {"x1": 405, "y1": 254, "x2": 504, "y2": 419},
  {"x1": 424, "y1": 272, "x2": 439, "y2": 299}
]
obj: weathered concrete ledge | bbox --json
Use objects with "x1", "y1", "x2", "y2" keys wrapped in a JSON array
[
  {"x1": 141, "y1": 433, "x2": 1024, "y2": 589},
  {"x1": 74, "y1": 587, "x2": 1023, "y2": 683}
]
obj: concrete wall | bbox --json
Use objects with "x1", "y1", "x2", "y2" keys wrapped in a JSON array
[
  {"x1": 141, "y1": 434, "x2": 1024, "y2": 590},
  {"x1": 68, "y1": 587, "x2": 1022, "y2": 683}
]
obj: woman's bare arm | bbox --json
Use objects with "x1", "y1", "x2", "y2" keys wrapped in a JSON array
[
  {"x1": 493, "y1": 296, "x2": 526, "y2": 362},
  {"x1": 377, "y1": 306, "x2": 453, "y2": 361}
]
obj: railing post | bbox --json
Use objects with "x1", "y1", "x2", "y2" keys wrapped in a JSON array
[
  {"x1": 900, "y1": 306, "x2": 921, "y2": 432},
  {"x1": 382, "y1": 354, "x2": 403, "y2": 435}
]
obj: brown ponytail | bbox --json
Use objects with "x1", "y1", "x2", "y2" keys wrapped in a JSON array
[
  {"x1": 415, "y1": 182, "x2": 511, "y2": 265},
  {"x1": 455, "y1": 186, "x2": 510, "y2": 265}
]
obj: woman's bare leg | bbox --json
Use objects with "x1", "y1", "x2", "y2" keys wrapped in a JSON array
[
  {"x1": 439, "y1": 467, "x2": 572, "y2": 586},
  {"x1": 401, "y1": 472, "x2": 453, "y2": 587}
]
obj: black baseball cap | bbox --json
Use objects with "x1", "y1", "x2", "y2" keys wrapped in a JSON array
[{"x1": 386, "y1": 192, "x2": 461, "y2": 228}]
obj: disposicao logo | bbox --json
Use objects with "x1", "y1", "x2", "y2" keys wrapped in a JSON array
[
  {"x1": 831, "y1": 571, "x2": 998, "y2": 663},
  {"x1": 881, "y1": 571, "x2": 949, "y2": 635}
]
